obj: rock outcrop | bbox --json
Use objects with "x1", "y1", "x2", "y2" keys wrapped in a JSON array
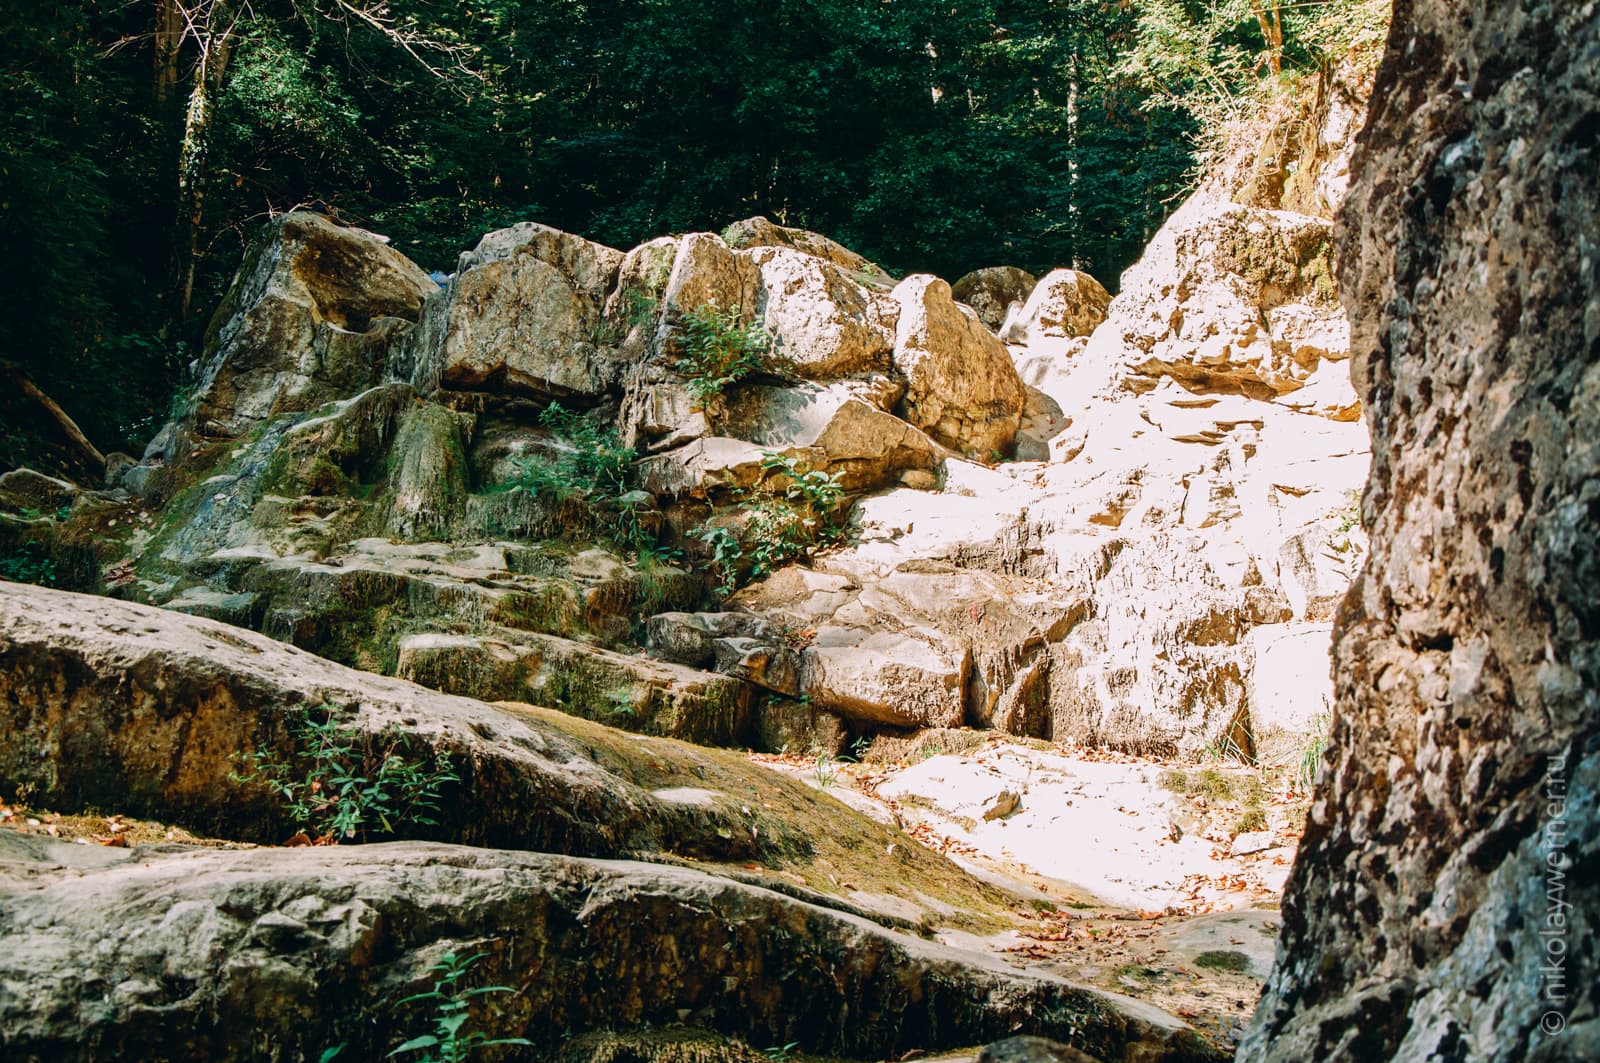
[
  {"x1": 892, "y1": 275, "x2": 1027, "y2": 459},
  {"x1": 193, "y1": 212, "x2": 436, "y2": 437},
  {"x1": 0, "y1": 581, "x2": 1220, "y2": 1061},
  {"x1": 0, "y1": 836, "x2": 1216, "y2": 1062},
  {"x1": 953, "y1": 266, "x2": 1038, "y2": 332},
  {"x1": 409, "y1": 222, "x2": 627, "y2": 400},
  {"x1": 1001, "y1": 269, "x2": 1111, "y2": 345},
  {"x1": 1241, "y1": 1, "x2": 1600, "y2": 1059}
]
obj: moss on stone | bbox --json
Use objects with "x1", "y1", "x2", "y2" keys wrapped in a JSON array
[{"x1": 504, "y1": 703, "x2": 1020, "y2": 931}]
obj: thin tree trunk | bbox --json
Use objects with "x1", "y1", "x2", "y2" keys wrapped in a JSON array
[
  {"x1": 154, "y1": 0, "x2": 183, "y2": 104},
  {"x1": 174, "y1": 6, "x2": 237, "y2": 327},
  {"x1": 4, "y1": 364, "x2": 106, "y2": 471},
  {"x1": 1252, "y1": 2, "x2": 1284, "y2": 75}
]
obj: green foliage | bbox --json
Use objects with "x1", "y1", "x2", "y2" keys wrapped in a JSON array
[
  {"x1": 389, "y1": 952, "x2": 532, "y2": 1063},
  {"x1": 0, "y1": 540, "x2": 58, "y2": 587},
  {"x1": 1119, "y1": 0, "x2": 1392, "y2": 158},
  {"x1": 675, "y1": 304, "x2": 777, "y2": 408},
  {"x1": 689, "y1": 453, "x2": 848, "y2": 597},
  {"x1": 505, "y1": 403, "x2": 656, "y2": 553},
  {"x1": 230, "y1": 705, "x2": 458, "y2": 842},
  {"x1": 527, "y1": 403, "x2": 635, "y2": 498},
  {"x1": 763, "y1": 1042, "x2": 801, "y2": 1062},
  {"x1": 1297, "y1": 711, "x2": 1331, "y2": 791}
]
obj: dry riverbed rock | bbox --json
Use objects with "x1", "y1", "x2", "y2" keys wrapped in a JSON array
[{"x1": 0, "y1": 836, "x2": 1218, "y2": 1062}]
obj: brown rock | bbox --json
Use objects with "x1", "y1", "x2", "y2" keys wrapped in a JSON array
[
  {"x1": 1001, "y1": 269, "x2": 1110, "y2": 343},
  {"x1": 1240, "y1": 0, "x2": 1600, "y2": 1058},
  {"x1": 953, "y1": 266, "x2": 1038, "y2": 332},
  {"x1": 891, "y1": 275, "x2": 1026, "y2": 459},
  {"x1": 193, "y1": 212, "x2": 435, "y2": 435}
]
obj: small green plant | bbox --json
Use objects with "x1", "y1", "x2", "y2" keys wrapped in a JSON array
[
  {"x1": 230, "y1": 705, "x2": 458, "y2": 842},
  {"x1": 506, "y1": 403, "x2": 654, "y2": 552},
  {"x1": 0, "y1": 540, "x2": 57, "y2": 586},
  {"x1": 687, "y1": 453, "x2": 848, "y2": 596},
  {"x1": 763, "y1": 1043, "x2": 801, "y2": 1062},
  {"x1": 675, "y1": 303, "x2": 776, "y2": 407},
  {"x1": 1193, "y1": 950, "x2": 1251, "y2": 973},
  {"x1": 389, "y1": 952, "x2": 531, "y2": 1063},
  {"x1": 521, "y1": 403, "x2": 634, "y2": 498},
  {"x1": 1232, "y1": 806, "x2": 1267, "y2": 835},
  {"x1": 1297, "y1": 710, "x2": 1331, "y2": 791},
  {"x1": 813, "y1": 751, "x2": 839, "y2": 788}
]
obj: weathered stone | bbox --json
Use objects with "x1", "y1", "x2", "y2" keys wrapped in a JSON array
[
  {"x1": 0, "y1": 836, "x2": 1217, "y2": 1062},
  {"x1": 412, "y1": 222, "x2": 625, "y2": 400},
  {"x1": 754, "y1": 697, "x2": 849, "y2": 756},
  {"x1": 394, "y1": 630, "x2": 753, "y2": 746},
  {"x1": 891, "y1": 275, "x2": 1026, "y2": 459},
  {"x1": 602, "y1": 235, "x2": 677, "y2": 356},
  {"x1": 634, "y1": 381, "x2": 940, "y2": 498},
  {"x1": 659, "y1": 232, "x2": 763, "y2": 326},
  {"x1": 193, "y1": 212, "x2": 434, "y2": 436},
  {"x1": 1001, "y1": 269, "x2": 1111, "y2": 344},
  {"x1": 0, "y1": 468, "x2": 78, "y2": 514},
  {"x1": 646, "y1": 611, "x2": 776, "y2": 667},
  {"x1": 1240, "y1": 0, "x2": 1600, "y2": 1058},
  {"x1": 976, "y1": 1035, "x2": 1104, "y2": 1063},
  {"x1": 801, "y1": 631, "x2": 968, "y2": 729},
  {"x1": 953, "y1": 266, "x2": 1038, "y2": 333},
  {"x1": 712, "y1": 635, "x2": 801, "y2": 697},
  {"x1": 383, "y1": 401, "x2": 474, "y2": 541},
  {"x1": 722, "y1": 216, "x2": 895, "y2": 287},
  {"x1": 1114, "y1": 202, "x2": 1340, "y2": 401},
  {"x1": 745, "y1": 246, "x2": 898, "y2": 380}
]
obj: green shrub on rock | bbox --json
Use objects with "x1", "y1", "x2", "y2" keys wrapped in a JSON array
[{"x1": 230, "y1": 705, "x2": 458, "y2": 843}]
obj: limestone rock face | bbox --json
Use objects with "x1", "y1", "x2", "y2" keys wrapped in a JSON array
[
  {"x1": 395, "y1": 630, "x2": 753, "y2": 746},
  {"x1": 892, "y1": 275, "x2": 1026, "y2": 459},
  {"x1": 1001, "y1": 269, "x2": 1111, "y2": 344},
  {"x1": 411, "y1": 221, "x2": 626, "y2": 400},
  {"x1": 634, "y1": 381, "x2": 940, "y2": 498},
  {"x1": 193, "y1": 211, "x2": 435, "y2": 435},
  {"x1": 1114, "y1": 201, "x2": 1347, "y2": 404},
  {"x1": 1240, "y1": 1, "x2": 1600, "y2": 1059},
  {"x1": 0, "y1": 581, "x2": 768, "y2": 857},
  {"x1": 655, "y1": 231, "x2": 896, "y2": 382},
  {"x1": 952, "y1": 266, "x2": 1038, "y2": 332}
]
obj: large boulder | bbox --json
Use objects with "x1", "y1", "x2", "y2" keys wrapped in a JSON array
[
  {"x1": 953, "y1": 266, "x2": 1038, "y2": 332},
  {"x1": 1240, "y1": 0, "x2": 1600, "y2": 1058},
  {"x1": 193, "y1": 212, "x2": 435, "y2": 436},
  {"x1": 1000, "y1": 269, "x2": 1111, "y2": 344},
  {"x1": 1112, "y1": 201, "x2": 1346, "y2": 403},
  {"x1": 722, "y1": 215, "x2": 896, "y2": 287},
  {"x1": 394, "y1": 630, "x2": 754, "y2": 746},
  {"x1": 0, "y1": 836, "x2": 1217, "y2": 1062},
  {"x1": 0, "y1": 580, "x2": 1037, "y2": 923},
  {"x1": 655, "y1": 231, "x2": 896, "y2": 381},
  {"x1": 408, "y1": 222, "x2": 626, "y2": 400},
  {"x1": 634, "y1": 380, "x2": 941, "y2": 498},
  {"x1": 891, "y1": 275, "x2": 1026, "y2": 459}
]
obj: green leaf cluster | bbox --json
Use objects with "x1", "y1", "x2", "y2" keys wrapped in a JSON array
[
  {"x1": 690, "y1": 453, "x2": 848, "y2": 597},
  {"x1": 389, "y1": 952, "x2": 531, "y2": 1063},
  {"x1": 675, "y1": 304, "x2": 779, "y2": 409},
  {"x1": 230, "y1": 706, "x2": 458, "y2": 842}
]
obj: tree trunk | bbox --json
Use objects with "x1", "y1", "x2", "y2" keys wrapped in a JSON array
[
  {"x1": 173, "y1": 6, "x2": 237, "y2": 328},
  {"x1": 154, "y1": 0, "x2": 183, "y2": 105},
  {"x1": 4, "y1": 364, "x2": 106, "y2": 471},
  {"x1": 1252, "y1": 2, "x2": 1284, "y2": 76}
]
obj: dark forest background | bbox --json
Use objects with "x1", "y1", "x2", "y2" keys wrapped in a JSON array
[{"x1": 0, "y1": 0, "x2": 1370, "y2": 466}]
